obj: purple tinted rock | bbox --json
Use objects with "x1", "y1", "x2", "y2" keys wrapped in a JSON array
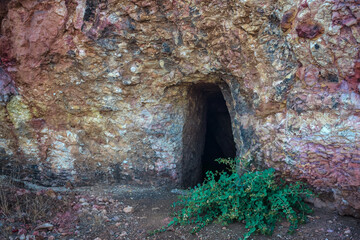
[
  {"x1": 296, "y1": 22, "x2": 323, "y2": 39},
  {"x1": 0, "y1": 67, "x2": 17, "y2": 102}
]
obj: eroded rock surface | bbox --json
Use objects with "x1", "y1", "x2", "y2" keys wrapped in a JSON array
[{"x1": 0, "y1": 0, "x2": 359, "y2": 216}]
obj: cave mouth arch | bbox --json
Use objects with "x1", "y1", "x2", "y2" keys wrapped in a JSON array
[{"x1": 181, "y1": 83, "x2": 236, "y2": 188}]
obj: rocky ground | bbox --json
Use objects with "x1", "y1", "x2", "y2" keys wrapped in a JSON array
[{"x1": 0, "y1": 178, "x2": 359, "y2": 240}]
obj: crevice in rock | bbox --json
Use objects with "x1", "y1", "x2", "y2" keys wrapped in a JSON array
[
  {"x1": 0, "y1": 0, "x2": 11, "y2": 32},
  {"x1": 181, "y1": 83, "x2": 236, "y2": 188},
  {"x1": 201, "y1": 87, "x2": 236, "y2": 180}
]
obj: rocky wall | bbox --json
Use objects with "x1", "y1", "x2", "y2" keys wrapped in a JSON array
[{"x1": 0, "y1": 0, "x2": 359, "y2": 216}]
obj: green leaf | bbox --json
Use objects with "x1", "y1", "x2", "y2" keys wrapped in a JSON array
[{"x1": 152, "y1": 157, "x2": 314, "y2": 239}]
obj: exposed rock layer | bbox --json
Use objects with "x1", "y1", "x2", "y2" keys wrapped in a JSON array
[{"x1": 0, "y1": 0, "x2": 359, "y2": 216}]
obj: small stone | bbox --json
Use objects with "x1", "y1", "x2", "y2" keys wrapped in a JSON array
[
  {"x1": 281, "y1": 8, "x2": 297, "y2": 32},
  {"x1": 65, "y1": 181, "x2": 74, "y2": 189},
  {"x1": 18, "y1": 228, "x2": 27, "y2": 235},
  {"x1": 35, "y1": 223, "x2": 54, "y2": 231},
  {"x1": 46, "y1": 189, "x2": 57, "y2": 198},
  {"x1": 343, "y1": 18, "x2": 357, "y2": 27},
  {"x1": 281, "y1": 221, "x2": 291, "y2": 227},
  {"x1": 152, "y1": 207, "x2": 160, "y2": 211},
  {"x1": 123, "y1": 206, "x2": 134, "y2": 213},
  {"x1": 93, "y1": 204, "x2": 101, "y2": 210},
  {"x1": 296, "y1": 22, "x2": 323, "y2": 39},
  {"x1": 115, "y1": 222, "x2": 121, "y2": 227},
  {"x1": 161, "y1": 217, "x2": 172, "y2": 225}
]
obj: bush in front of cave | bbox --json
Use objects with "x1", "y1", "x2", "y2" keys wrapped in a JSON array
[{"x1": 154, "y1": 157, "x2": 313, "y2": 239}]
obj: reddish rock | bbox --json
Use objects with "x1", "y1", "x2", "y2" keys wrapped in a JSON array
[
  {"x1": 332, "y1": 11, "x2": 342, "y2": 25},
  {"x1": 354, "y1": 62, "x2": 360, "y2": 80},
  {"x1": 304, "y1": 65, "x2": 319, "y2": 86},
  {"x1": 0, "y1": 66, "x2": 17, "y2": 102},
  {"x1": 296, "y1": 22, "x2": 323, "y2": 39},
  {"x1": 343, "y1": 17, "x2": 357, "y2": 27},
  {"x1": 346, "y1": 56, "x2": 360, "y2": 91},
  {"x1": 29, "y1": 118, "x2": 46, "y2": 130},
  {"x1": 0, "y1": 36, "x2": 12, "y2": 61}
]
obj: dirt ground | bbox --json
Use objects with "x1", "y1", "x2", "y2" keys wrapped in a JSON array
[{"x1": 1, "y1": 181, "x2": 360, "y2": 240}]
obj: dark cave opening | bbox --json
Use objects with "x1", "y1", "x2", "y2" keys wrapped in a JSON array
[
  {"x1": 181, "y1": 84, "x2": 236, "y2": 188},
  {"x1": 200, "y1": 89, "x2": 236, "y2": 181}
]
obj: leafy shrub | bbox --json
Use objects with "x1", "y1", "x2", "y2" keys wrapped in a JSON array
[{"x1": 159, "y1": 158, "x2": 313, "y2": 239}]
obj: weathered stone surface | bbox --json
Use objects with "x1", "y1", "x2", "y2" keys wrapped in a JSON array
[
  {"x1": 0, "y1": 0, "x2": 359, "y2": 216},
  {"x1": 281, "y1": 8, "x2": 297, "y2": 32},
  {"x1": 0, "y1": 67, "x2": 17, "y2": 103},
  {"x1": 296, "y1": 22, "x2": 323, "y2": 39}
]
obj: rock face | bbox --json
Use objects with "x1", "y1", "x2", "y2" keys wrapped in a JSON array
[{"x1": 0, "y1": 0, "x2": 359, "y2": 216}]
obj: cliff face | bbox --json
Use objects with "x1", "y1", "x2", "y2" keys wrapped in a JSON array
[{"x1": 0, "y1": 0, "x2": 359, "y2": 216}]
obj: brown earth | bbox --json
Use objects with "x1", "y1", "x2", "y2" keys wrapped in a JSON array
[{"x1": 1, "y1": 180, "x2": 360, "y2": 240}]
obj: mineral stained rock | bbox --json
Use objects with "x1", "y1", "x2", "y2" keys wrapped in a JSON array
[{"x1": 0, "y1": 0, "x2": 359, "y2": 216}]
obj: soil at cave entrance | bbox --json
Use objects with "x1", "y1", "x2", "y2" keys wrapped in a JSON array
[{"x1": 1, "y1": 182, "x2": 360, "y2": 240}]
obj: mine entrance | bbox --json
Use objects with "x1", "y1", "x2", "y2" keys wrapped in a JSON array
[
  {"x1": 181, "y1": 84, "x2": 236, "y2": 188},
  {"x1": 201, "y1": 90, "x2": 236, "y2": 180}
]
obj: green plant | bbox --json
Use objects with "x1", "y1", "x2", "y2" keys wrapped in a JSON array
[{"x1": 156, "y1": 158, "x2": 313, "y2": 239}]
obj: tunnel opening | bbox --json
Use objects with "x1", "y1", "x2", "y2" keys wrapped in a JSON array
[
  {"x1": 181, "y1": 83, "x2": 236, "y2": 188},
  {"x1": 201, "y1": 90, "x2": 236, "y2": 181}
]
